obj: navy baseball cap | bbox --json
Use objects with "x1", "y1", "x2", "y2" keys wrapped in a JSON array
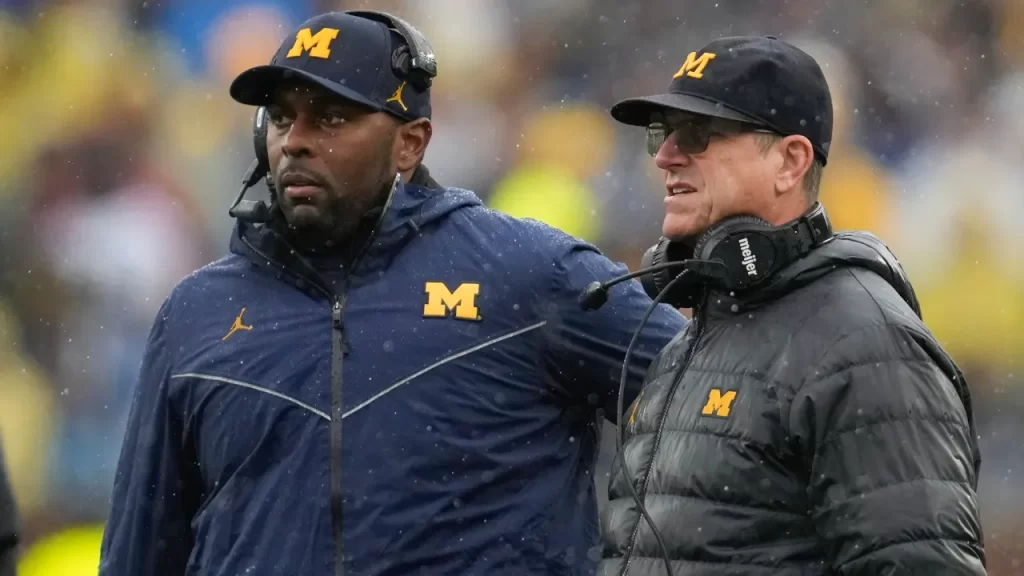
[
  {"x1": 230, "y1": 12, "x2": 430, "y2": 122},
  {"x1": 610, "y1": 36, "x2": 832, "y2": 163}
]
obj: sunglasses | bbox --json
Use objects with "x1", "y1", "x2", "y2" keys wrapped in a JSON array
[{"x1": 646, "y1": 112, "x2": 776, "y2": 156}]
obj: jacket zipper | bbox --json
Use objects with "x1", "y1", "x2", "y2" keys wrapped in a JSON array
[
  {"x1": 620, "y1": 291, "x2": 708, "y2": 576},
  {"x1": 331, "y1": 295, "x2": 347, "y2": 576},
  {"x1": 240, "y1": 176, "x2": 399, "y2": 576},
  {"x1": 240, "y1": 236, "x2": 351, "y2": 576}
]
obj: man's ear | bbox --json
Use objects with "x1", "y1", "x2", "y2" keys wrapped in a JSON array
[
  {"x1": 395, "y1": 118, "x2": 432, "y2": 173},
  {"x1": 775, "y1": 135, "x2": 814, "y2": 196}
]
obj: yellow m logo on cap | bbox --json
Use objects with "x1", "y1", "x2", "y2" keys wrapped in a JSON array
[
  {"x1": 673, "y1": 51, "x2": 716, "y2": 80},
  {"x1": 701, "y1": 388, "x2": 737, "y2": 418},
  {"x1": 287, "y1": 27, "x2": 340, "y2": 59},
  {"x1": 423, "y1": 282, "x2": 481, "y2": 321}
]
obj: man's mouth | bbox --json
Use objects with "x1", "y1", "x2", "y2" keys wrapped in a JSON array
[
  {"x1": 279, "y1": 171, "x2": 326, "y2": 200},
  {"x1": 666, "y1": 182, "x2": 697, "y2": 196}
]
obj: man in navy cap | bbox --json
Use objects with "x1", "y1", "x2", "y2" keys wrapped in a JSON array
[
  {"x1": 599, "y1": 36, "x2": 985, "y2": 575},
  {"x1": 98, "y1": 11, "x2": 685, "y2": 576}
]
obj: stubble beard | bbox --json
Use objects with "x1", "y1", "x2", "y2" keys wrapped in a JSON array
[{"x1": 280, "y1": 135, "x2": 397, "y2": 255}]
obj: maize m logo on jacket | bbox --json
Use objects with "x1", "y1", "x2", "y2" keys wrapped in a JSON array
[
  {"x1": 738, "y1": 237, "x2": 758, "y2": 277},
  {"x1": 423, "y1": 282, "x2": 481, "y2": 321},
  {"x1": 702, "y1": 388, "x2": 737, "y2": 418},
  {"x1": 673, "y1": 51, "x2": 716, "y2": 80},
  {"x1": 286, "y1": 27, "x2": 339, "y2": 59}
]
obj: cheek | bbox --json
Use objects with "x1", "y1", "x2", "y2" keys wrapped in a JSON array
[
  {"x1": 699, "y1": 157, "x2": 739, "y2": 208},
  {"x1": 265, "y1": 132, "x2": 282, "y2": 166}
]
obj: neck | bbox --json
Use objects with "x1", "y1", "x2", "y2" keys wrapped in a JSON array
[{"x1": 764, "y1": 194, "x2": 811, "y2": 227}]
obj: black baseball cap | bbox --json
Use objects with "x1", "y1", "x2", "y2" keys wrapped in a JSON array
[
  {"x1": 610, "y1": 35, "x2": 832, "y2": 163},
  {"x1": 230, "y1": 12, "x2": 430, "y2": 122}
]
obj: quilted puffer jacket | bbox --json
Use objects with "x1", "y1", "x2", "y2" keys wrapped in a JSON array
[{"x1": 599, "y1": 232, "x2": 985, "y2": 576}]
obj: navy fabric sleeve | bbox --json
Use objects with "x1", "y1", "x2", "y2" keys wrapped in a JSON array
[
  {"x1": 99, "y1": 299, "x2": 200, "y2": 576},
  {"x1": 0, "y1": 442, "x2": 16, "y2": 576},
  {"x1": 543, "y1": 243, "x2": 687, "y2": 421}
]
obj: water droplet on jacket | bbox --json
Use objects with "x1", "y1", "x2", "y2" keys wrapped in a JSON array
[{"x1": 730, "y1": 304, "x2": 740, "y2": 312}]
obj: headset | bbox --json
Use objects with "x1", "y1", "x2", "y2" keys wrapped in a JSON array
[
  {"x1": 578, "y1": 202, "x2": 834, "y2": 575},
  {"x1": 228, "y1": 10, "x2": 438, "y2": 223}
]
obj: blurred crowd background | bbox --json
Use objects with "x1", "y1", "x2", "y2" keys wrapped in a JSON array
[{"x1": 0, "y1": 0, "x2": 1022, "y2": 572}]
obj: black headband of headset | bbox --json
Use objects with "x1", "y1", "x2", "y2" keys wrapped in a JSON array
[{"x1": 346, "y1": 10, "x2": 437, "y2": 90}]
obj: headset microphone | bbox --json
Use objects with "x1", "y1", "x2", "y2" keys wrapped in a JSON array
[
  {"x1": 228, "y1": 157, "x2": 274, "y2": 223},
  {"x1": 578, "y1": 261, "x2": 695, "y2": 311}
]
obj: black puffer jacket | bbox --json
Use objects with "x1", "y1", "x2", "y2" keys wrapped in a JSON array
[{"x1": 599, "y1": 232, "x2": 985, "y2": 575}]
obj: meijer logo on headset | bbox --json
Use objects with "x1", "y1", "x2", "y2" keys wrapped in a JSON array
[{"x1": 738, "y1": 237, "x2": 758, "y2": 276}]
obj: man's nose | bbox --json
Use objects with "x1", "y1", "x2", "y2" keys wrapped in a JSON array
[
  {"x1": 281, "y1": 117, "x2": 317, "y2": 158},
  {"x1": 653, "y1": 133, "x2": 693, "y2": 170}
]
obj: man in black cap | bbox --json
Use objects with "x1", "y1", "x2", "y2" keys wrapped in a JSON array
[
  {"x1": 98, "y1": 10, "x2": 685, "y2": 576},
  {"x1": 599, "y1": 36, "x2": 986, "y2": 575}
]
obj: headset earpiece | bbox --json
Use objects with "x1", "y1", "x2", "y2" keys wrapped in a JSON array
[
  {"x1": 346, "y1": 10, "x2": 436, "y2": 91},
  {"x1": 692, "y1": 215, "x2": 771, "y2": 262},
  {"x1": 639, "y1": 203, "x2": 834, "y2": 306},
  {"x1": 392, "y1": 44, "x2": 411, "y2": 78}
]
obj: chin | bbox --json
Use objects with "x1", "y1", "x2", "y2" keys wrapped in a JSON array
[{"x1": 662, "y1": 220, "x2": 697, "y2": 241}]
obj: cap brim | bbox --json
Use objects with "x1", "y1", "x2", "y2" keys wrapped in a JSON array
[
  {"x1": 610, "y1": 93, "x2": 761, "y2": 126},
  {"x1": 229, "y1": 65, "x2": 384, "y2": 112}
]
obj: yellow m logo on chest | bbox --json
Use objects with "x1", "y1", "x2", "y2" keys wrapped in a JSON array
[
  {"x1": 287, "y1": 27, "x2": 339, "y2": 59},
  {"x1": 423, "y1": 282, "x2": 481, "y2": 321},
  {"x1": 701, "y1": 388, "x2": 737, "y2": 418},
  {"x1": 673, "y1": 51, "x2": 716, "y2": 80}
]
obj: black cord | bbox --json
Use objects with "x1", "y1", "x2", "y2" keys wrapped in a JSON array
[{"x1": 615, "y1": 271, "x2": 690, "y2": 576}]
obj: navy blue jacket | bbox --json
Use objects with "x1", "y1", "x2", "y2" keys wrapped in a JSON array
[{"x1": 99, "y1": 176, "x2": 686, "y2": 576}]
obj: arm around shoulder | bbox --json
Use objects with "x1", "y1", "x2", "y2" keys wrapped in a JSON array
[{"x1": 542, "y1": 240, "x2": 687, "y2": 419}]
